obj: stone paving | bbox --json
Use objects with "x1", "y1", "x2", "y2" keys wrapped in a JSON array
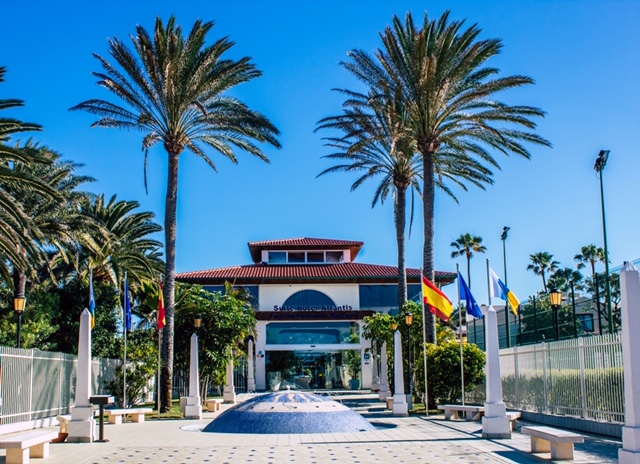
[{"x1": 0, "y1": 394, "x2": 623, "y2": 463}]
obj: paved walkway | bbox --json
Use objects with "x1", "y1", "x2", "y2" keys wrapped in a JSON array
[{"x1": 1, "y1": 394, "x2": 622, "y2": 463}]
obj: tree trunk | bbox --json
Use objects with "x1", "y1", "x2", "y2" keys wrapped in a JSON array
[
  {"x1": 12, "y1": 267, "x2": 27, "y2": 298},
  {"x1": 395, "y1": 186, "x2": 408, "y2": 310},
  {"x1": 466, "y1": 254, "x2": 471, "y2": 289},
  {"x1": 422, "y1": 149, "x2": 436, "y2": 344},
  {"x1": 161, "y1": 151, "x2": 180, "y2": 412}
]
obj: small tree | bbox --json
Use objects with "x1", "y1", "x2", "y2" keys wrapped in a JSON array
[
  {"x1": 105, "y1": 327, "x2": 157, "y2": 407},
  {"x1": 415, "y1": 340, "x2": 485, "y2": 408}
]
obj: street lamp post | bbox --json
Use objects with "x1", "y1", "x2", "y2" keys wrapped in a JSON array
[
  {"x1": 405, "y1": 312, "x2": 414, "y2": 405},
  {"x1": 550, "y1": 288, "x2": 562, "y2": 341},
  {"x1": 14, "y1": 295, "x2": 26, "y2": 348},
  {"x1": 594, "y1": 149, "x2": 614, "y2": 334},
  {"x1": 501, "y1": 227, "x2": 511, "y2": 347}
]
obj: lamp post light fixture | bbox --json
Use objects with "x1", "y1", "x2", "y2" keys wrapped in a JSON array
[
  {"x1": 14, "y1": 295, "x2": 26, "y2": 348},
  {"x1": 194, "y1": 314, "x2": 202, "y2": 330},
  {"x1": 594, "y1": 149, "x2": 614, "y2": 334},
  {"x1": 549, "y1": 288, "x2": 563, "y2": 341},
  {"x1": 391, "y1": 321, "x2": 398, "y2": 332}
]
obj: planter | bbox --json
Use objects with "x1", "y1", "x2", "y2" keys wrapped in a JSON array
[{"x1": 349, "y1": 379, "x2": 361, "y2": 390}]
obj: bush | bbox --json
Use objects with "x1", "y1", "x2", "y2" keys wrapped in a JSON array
[{"x1": 414, "y1": 340, "x2": 486, "y2": 408}]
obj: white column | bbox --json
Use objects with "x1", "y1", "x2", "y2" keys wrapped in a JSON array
[
  {"x1": 482, "y1": 306, "x2": 510, "y2": 439},
  {"x1": 68, "y1": 309, "x2": 95, "y2": 443},
  {"x1": 371, "y1": 346, "x2": 380, "y2": 392},
  {"x1": 247, "y1": 339, "x2": 256, "y2": 392},
  {"x1": 378, "y1": 342, "x2": 390, "y2": 400},
  {"x1": 619, "y1": 262, "x2": 640, "y2": 463},
  {"x1": 223, "y1": 351, "x2": 236, "y2": 403},
  {"x1": 392, "y1": 331, "x2": 408, "y2": 416},
  {"x1": 255, "y1": 321, "x2": 267, "y2": 390},
  {"x1": 184, "y1": 334, "x2": 202, "y2": 419}
]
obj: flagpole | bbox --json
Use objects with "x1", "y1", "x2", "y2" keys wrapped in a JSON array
[
  {"x1": 157, "y1": 279, "x2": 164, "y2": 419},
  {"x1": 486, "y1": 259, "x2": 492, "y2": 307},
  {"x1": 157, "y1": 326, "x2": 162, "y2": 419},
  {"x1": 123, "y1": 271, "x2": 128, "y2": 409},
  {"x1": 421, "y1": 269, "x2": 429, "y2": 417},
  {"x1": 456, "y1": 264, "x2": 465, "y2": 406}
]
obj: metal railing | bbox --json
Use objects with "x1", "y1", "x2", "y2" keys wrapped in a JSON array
[
  {"x1": 0, "y1": 346, "x2": 119, "y2": 425},
  {"x1": 466, "y1": 332, "x2": 624, "y2": 423}
]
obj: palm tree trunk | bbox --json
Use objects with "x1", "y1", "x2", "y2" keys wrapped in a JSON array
[
  {"x1": 12, "y1": 267, "x2": 27, "y2": 298},
  {"x1": 422, "y1": 149, "x2": 436, "y2": 344},
  {"x1": 161, "y1": 151, "x2": 179, "y2": 412},
  {"x1": 395, "y1": 186, "x2": 408, "y2": 310},
  {"x1": 466, "y1": 254, "x2": 471, "y2": 289}
]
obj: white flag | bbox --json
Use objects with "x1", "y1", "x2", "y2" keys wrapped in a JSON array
[{"x1": 489, "y1": 268, "x2": 503, "y2": 300}]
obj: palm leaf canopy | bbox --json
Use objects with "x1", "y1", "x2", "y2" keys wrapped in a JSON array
[
  {"x1": 70, "y1": 16, "x2": 281, "y2": 181},
  {"x1": 340, "y1": 10, "x2": 551, "y2": 178}
]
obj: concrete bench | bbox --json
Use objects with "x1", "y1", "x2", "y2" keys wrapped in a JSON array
[
  {"x1": 55, "y1": 415, "x2": 71, "y2": 434},
  {"x1": 521, "y1": 425, "x2": 584, "y2": 460},
  {"x1": 385, "y1": 397, "x2": 394, "y2": 410},
  {"x1": 437, "y1": 404, "x2": 484, "y2": 421},
  {"x1": 104, "y1": 408, "x2": 153, "y2": 425},
  {"x1": 0, "y1": 429, "x2": 58, "y2": 464},
  {"x1": 506, "y1": 411, "x2": 521, "y2": 431},
  {"x1": 206, "y1": 398, "x2": 224, "y2": 412}
]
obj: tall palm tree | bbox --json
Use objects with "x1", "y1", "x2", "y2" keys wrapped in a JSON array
[
  {"x1": 450, "y1": 233, "x2": 486, "y2": 288},
  {"x1": 338, "y1": 11, "x2": 550, "y2": 341},
  {"x1": 71, "y1": 16, "x2": 280, "y2": 411},
  {"x1": 317, "y1": 89, "x2": 422, "y2": 309},
  {"x1": 0, "y1": 68, "x2": 54, "y2": 282},
  {"x1": 527, "y1": 251, "x2": 560, "y2": 293},
  {"x1": 548, "y1": 267, "x2": 584, "y2": 294},
  {"x1": 78, "y1": 194, "x2": 164, "y2": 288},
  {"x1": 574, "y1": 244, "x2": 606, "y2": 326},
  {"x1": 2, "y1": 142, "x2": 93, "y2": 300}
]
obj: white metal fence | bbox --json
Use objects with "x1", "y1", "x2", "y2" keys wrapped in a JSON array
[
  {"x1": 466, "y1": 332, "x2": 625, "y2": 423},
  {"x1": 0, "y1": 346, "x2": 119, "y2": 425}
]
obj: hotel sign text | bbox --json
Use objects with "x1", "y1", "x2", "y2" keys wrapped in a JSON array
[{"x1": 273, "y1": 305, "x2": 353, "y2": 311}]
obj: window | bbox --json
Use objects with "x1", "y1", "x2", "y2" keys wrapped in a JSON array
[
  {"x1": 578, "y1": 313, "x2": 595, "y2": 333},
  {"x1": 266, "y1": 322, "x2": 360, "y2": 344},
  {"x1": 282, "y1": 289, "x2": 336, "y2": 309},
  {"x1": 268, "y1": 251, "x2": 286, "y2": 264},
  {"x1": 359, "y1": 284, "x2": 421, "y2": 312},
  {"x1": 288, "y1": 252, "x2": 305, "y2": 263},
  {"x1": 266, "y1": 250, "x2": 346, "y2": 264},
  {"x1": 307, "y1": 252, "x2": 324, "y2": 263}
]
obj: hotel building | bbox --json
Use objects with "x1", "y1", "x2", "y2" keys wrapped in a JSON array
[{"x1": 177, "y1": 237, "x2": 455, "y2": 391}]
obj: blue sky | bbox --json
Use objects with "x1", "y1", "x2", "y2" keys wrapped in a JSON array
[{"x1": 2, "y1": 1, "x2": 639, "y2": 303}]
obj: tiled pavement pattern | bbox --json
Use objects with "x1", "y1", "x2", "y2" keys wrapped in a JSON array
[{"x1": 1, "y1": 394, "x2": 622, "y2": 463}]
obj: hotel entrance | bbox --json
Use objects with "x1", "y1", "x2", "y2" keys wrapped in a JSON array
[
  {"x1": 263, "y1": 320, "x2": 363, "y2": 390},
  {"x1": 265, "y1": 349, "x2": 362, "y2": 390}
]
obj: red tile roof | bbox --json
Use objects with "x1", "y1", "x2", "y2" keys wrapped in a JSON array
[
  {"x1": 177, "y1": 263, "x2": 456, "y2": 286},
  {"x1": 248, "y1": 238, "x2": 364, "y2": 262}
]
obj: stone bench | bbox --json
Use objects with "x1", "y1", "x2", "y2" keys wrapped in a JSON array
[
  {"x1": 104, "y1": 408, "x2": 153, "y2": 425},
  {"x1": 506, "y1": 411, "x2": 521, "y2": 431},
  {"x1": 206, "y1": 398, "x2": 224, "y2": 412},
  {"x1": 385, "y1": 397, "x2": 394, "y2": 410},
  {"x1": 437, "y1": 404, "x2": 484, "y2": 421},
  {"x1": 0, "y1": 429, "x2": 58, "y2": 464},
  {"x1": 521, "y1": 425, "x2": 584, "y2": 460}
]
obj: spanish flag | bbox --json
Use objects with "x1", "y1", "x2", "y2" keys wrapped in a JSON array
[
  {"x1": 158, "y1": 281, "x2": 166, "y2": 330},
  {"x1": 422, "y1": 275, "x2": 454, "y2": 322}
]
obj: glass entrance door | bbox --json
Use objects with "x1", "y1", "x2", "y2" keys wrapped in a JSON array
[{"x1": 265, "y1": 350, "x2": 361, "y2": 390}]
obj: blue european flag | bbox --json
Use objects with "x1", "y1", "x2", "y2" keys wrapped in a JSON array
[
  {"x1": 458, "y1": 272, "x2": 483, "y2": 318},
  {"x1": 125, "y1": 275, "x2": 132, "y2": 331}
]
